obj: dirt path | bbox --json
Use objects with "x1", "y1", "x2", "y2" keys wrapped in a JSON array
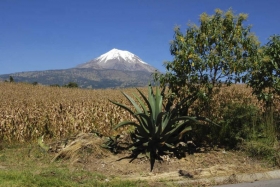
[
  {"x1": 77, "y1": 148, "x2": 272, "y2": 183},
  {"x1": 50, "y1": 134, "x2": 275, "y2": 184}
]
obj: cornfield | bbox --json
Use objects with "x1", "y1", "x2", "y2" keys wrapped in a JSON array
[
  {"x1": 0, "y1": 82, "x2": 279, "y2": 143},
  {"x1": 0, "y1": 82, "x2": 142, "y2": 142}
]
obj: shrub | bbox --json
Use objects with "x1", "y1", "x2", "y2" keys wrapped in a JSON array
[
  {"x1": 218, "y1": 103, "x2": 261, "y2": 148},
  {"x1": 64, "y1": 82, "x2": 78, "y2": 88},
  {"x1": 108, "y1": 85, "x2": 213, "y2": 171}
]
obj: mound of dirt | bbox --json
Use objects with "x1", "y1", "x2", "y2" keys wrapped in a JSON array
[{"x1": 50, "y1": 133, "x2": 273, "y2": 183}]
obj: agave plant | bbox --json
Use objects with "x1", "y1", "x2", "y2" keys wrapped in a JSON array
[{"x1": 109, "y1": 85, "x2": 211, "y2": 171}]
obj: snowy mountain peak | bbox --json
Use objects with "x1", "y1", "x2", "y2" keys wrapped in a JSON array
[
  {"x1": 76, "y1": 48, "x2": 156, "y2": 72},
  {"x1": 96, "y1": 48, "x2": 147, "y2": 64}
]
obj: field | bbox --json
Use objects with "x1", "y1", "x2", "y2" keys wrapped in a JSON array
[
  {"x1": 0, "y1": 82, "x2": 279, "y2": 186},
  {"x1": 0, "y1": 82, "x2": 268, "y2": 143},
  {"x1": 0, "y1": 82, "x2": 141, "y2": 142}
]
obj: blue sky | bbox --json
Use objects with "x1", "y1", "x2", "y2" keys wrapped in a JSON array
[{"x1": 1, "y1": 0, "x2": 279, "y2": 74}]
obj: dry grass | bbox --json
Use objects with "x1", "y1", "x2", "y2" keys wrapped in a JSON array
[
  {"x1": 51, "y1": 132, "x2": 109, "y2": 162},
  {"x1": 42, "y1": 132, "x2": 273, "y2": 185}
]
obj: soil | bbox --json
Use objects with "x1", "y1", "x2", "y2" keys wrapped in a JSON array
[
  {"x1": 82, "y1": 149, "x2": 270, "y2": 181},
  {"x1": 49, "y1": 133, "x2": 274, "y2": 185}
]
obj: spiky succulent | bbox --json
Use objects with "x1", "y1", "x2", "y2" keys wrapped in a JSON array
[{"x1": 109, "y1": 85, "x2": 210, "y2": 171}]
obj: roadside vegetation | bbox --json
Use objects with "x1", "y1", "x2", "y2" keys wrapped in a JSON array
[
  {"x1": 0, "y1": 8, "x2": 279, "y2": 186},
  {"x1": 153, "y1": 8, "x2": 280, "y2": 166}
]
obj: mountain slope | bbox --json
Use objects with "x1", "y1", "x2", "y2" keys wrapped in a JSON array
[
  {"x1": 0, "y1": 69, "x2": 154, "y2": 88},
  {"x1": 0, "y1": 49, "x2": 157, "y2": 88}
]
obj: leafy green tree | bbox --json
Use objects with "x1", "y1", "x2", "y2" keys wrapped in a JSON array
[
  {"x1": 247, "y1": 35, "x2": 280, "y2": 147},
  {"x1": 32, "y1": 81, "x2": 38, "y2": 85},
  {"x1": 247, "y1": 35, "x2": 280, "y2": 107},
  {"x1": 9, "y1": 76, "x2": 14, "y2": 83},
  {"x1": 155, "y1": 9, "x2": 260, "y2": 117},
  {"x1": 64, "y1": 82, "x2": 78, "y2": 88},
  {"x1": 50, "y1": 84, "x2": 60, "y2": 87}
]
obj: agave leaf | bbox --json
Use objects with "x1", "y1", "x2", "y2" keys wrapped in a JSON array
[
  {"x1": 162, "y1": 116, "x2": 181, "y2": 134},
  {"x1": 133, "y1": 132, "x2": 145, "y2": 139},
  {"x1": 196, "y1": 116, "x2": 220, "y2": 126},
  {"x1": 155, "y1": 112, "x2": 166, "y2": 137},
  {"x1": 178, "y1": 126, "x2": 192, "y2": 139},
  {"x1": 129, "y1": 146, "x2": 137, "y2": 151},
  {"x1": 133, "y1": 93, "x2": 148, "y2": 114},
  {"x1": 142, "y1": 141, "x2": 149, "y2": 147},
  {"x1": 162, "y1": 120, "x2": 193, "y2": 142},
  {"x1": 134, "y1": 113, "x2": 153, "y2": 133},
  {"x1": 163, "y1": 116, "x2": 197, "y2": 134},
  {"x1": 161, "y1": 112, "x2": 172, "y2": 132},
  {"x1": 136, "y1": 123, "x2": 150, "y2": 137},
  {"x1": 122, "y1": 92, "x2": 142, "y2": 114},
  {"x1": 109, "y1": 99, "x2": 143, "y2": 126},
  {"x1": 101, "y1": 144, "x2": 111, "y2": 149},
  {"x1": 149, "y1": 146, "x2": 156, "y2": 171},
  {"x1": 167, "y1": 126, "x2": 192, "y2": 143},
  {"x1": 154, "y1": 86, "x2": 163, "y2": 118},
  {"x1": 156, "y1": 112, "x2": 166, "y2": 126},
  {"x1": 136, "y1": 114, "x2": 150, "y2": 133},
  {"x1": 132, "y1": 95, "x2": 150, "y2": 130},
  {"x1": 109, "y1": 99, "x2": 135, "y2": 116},
  {"x1": 170, "y1": 116, "x2": 197, "y2": 124},
  {"x1": 136, "y1": 87, "x2": 152, "y2": 113},
  {"x1": 148, "y1": 86, "x2": 156, "y2": 121},
  {"x1": 165, "y1": 142, "x2": 175, "y2": 149},
  {"x1": 115, "y1": 120, "x2": 150, "y2": 137}
]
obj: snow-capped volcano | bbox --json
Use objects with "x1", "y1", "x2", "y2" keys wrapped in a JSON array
[
  {"x1": 96, "y1": 48, "x2": 147, "y2": 64},
  {"x1": 76, "y1": 49, "x2": 156, "y2": 72}
]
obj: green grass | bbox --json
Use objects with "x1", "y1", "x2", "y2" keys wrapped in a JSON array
[
  {"x1": 0, "y1": 169, "x2": 143, "y2": 187},
  {"x1": 0, "y1": 143, "x2": 147, "y2": 187}
]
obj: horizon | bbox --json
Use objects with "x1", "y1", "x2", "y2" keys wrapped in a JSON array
[{"x1": 1, "y1": 0, "x2": 280, "y2": 75}]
